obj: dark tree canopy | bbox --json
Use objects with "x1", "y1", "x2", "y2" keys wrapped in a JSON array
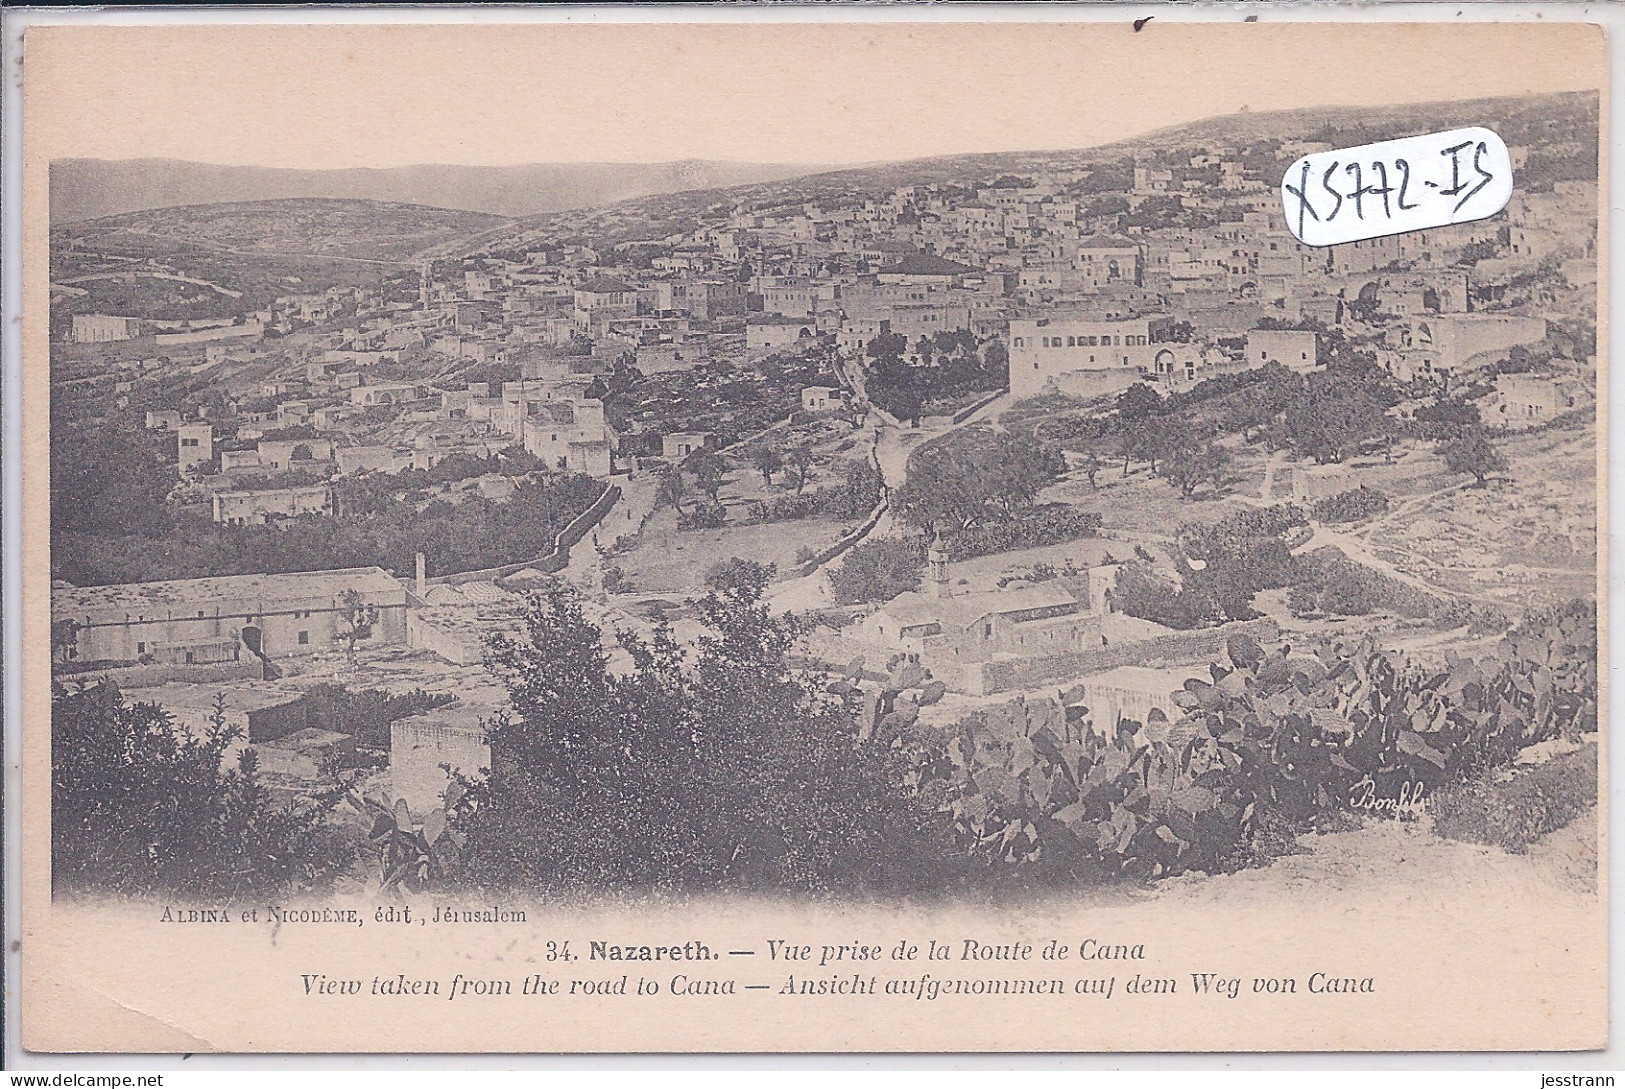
[
  {"x1": 52, "y1": 682, "x2": 351, "y2": 899},
  {"x1": 829, "y1": 537, "x2": 926, "y2": 605},
  {"x1": 452, "y1": 581, "x2": 937, "y2": 894},
  {"x1": 1439, "y1": 424, "x2": 1508, "y2": 486},
  {"x1": 893, "y1": 429, "x2": 1066, "y2": 533}
]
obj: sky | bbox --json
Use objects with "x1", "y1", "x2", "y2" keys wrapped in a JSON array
[{"x1": 22, "y1": 19, "x2": 1607, "y2": 170}]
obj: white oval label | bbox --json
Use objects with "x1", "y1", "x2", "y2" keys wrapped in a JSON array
[{"x1": 1279, "y1": 126, "x2": 1513, "y2": 247}]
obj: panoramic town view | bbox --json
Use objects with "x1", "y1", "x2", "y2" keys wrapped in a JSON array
[{"x1": 48, "y1": 89, "x2": 1599, "y2": 906}]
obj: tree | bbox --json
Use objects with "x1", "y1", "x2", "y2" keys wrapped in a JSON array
[
  {"x1": 685, "y1": 449, "x2": 728, "y2": 503},
  {"x1": 1085, "y1": 193, "x2": 1130, "y2": 217},
  {"x1": 1281, "y1": 378, "x2": 1385, "y2": 464},
  {"x1": 866, "y1": 332, "x2": 908, "y2": 368},
  {"x1": 1414, "y1": 397, "x2": 1482, "y2": 436},
  {"x1": 1080, "y1": 451, "x2": 1102, "y2": 491},
  {"x1": 1220, "y1": 362, "x2": 1302, "y2": 445},
  {"x1": 452, "y1": 581, "x2": 934, "y2": 893},
  {"x1": 1114, "y1": 506, "x2": 1311, "y2": 627},
  {"x1": 1116, "y1": 382, "x2": 1167, "y2": 422},
  {"x1": 786, "y1": 445, "x2": 814, "y2": 496},
  {"x1": 51, "y1": 414, "x2": 176, "y2": 539},
  {"x1": 1123, "y1": 414, "x2": 1177, "y2": 477},
  {"x1": 57, "y1": 454, "x2": 607, "y2": 587},
  {"x1": 1161, "y1": 438, "x2": 1234, "y2": 499},
  {"x1": 52, "y1": 682, "x2": 351, "y2": 898},
  {"x1": 1294, "y1": 557, "x2": 1384, "y2": 616},
  {"x1": 51, "y1": 618, "x2": 81, "y2": 663},
  {"x1": 705, "y1": 557, "x2": 777, "y2": 597},
  {"x1": 1179, "y1": 506, "x2": 1305, "y2": 591},
  {"x1": 1438, "y1": 425, "x2": 1507, "y2": 486},
  {"x1": 334, "y1": 589, "x2": 379, "y2": 666},
  {"x1": 828, "y1": 537, "x2": 927, "y2": 605},
  {"x1": 982, "y1": 340, "x2": 1010, "y2": 384},
  {"x1": 655, "y1": 464, "x2": 689, "y2": 516},
  {"x1": 893, "y1": 429, "x2": 1065, "y2": 533},
  {"x1": 880, "y1": 385, "x2": 923, "y2": 425},
  {"x1": 838, "y1": 458, "x2": 885, "y2": 518},
  {"x1": 749, "y1": 445, "x2": 784, "y2": 487},
  {"x1": 1108, "y1": 561, "x2": 1222, "y2": 630}
]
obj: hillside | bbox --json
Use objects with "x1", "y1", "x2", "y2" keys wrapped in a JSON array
[
  {"x1": 58, "y1": 198, "x2": 509, "y2": 264},
  {"x1": 462, "y1": 89, "x2": 1598, "y2": 257},
  {"x1": 50, "y1": 158, "x2": 825, "y2": 224},
  {"x1": 50, "y1": 198, "x2": 508, "y2": 323},
  {"x1": 48, "y1": 89, "x2": 1597, "y2": 319},
  {"x1": 1101, "y1": 89, "x2": 1600, "y2": 158}
]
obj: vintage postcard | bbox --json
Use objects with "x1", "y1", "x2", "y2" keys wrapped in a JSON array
[{"x1": 17, "y1": 16, "x2": 1608, "y2": 1052}]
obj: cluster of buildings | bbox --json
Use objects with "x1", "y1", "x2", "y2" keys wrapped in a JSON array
[
  {"x1": 52, "y1": 122, "x2": 1599, "y2": 818},
  {"x1": 812, "y1": 536, "x2": 1273, "y2": 700},
  {"x1": 51, "y1": 562, "x2": 516, "y2": 809},
  {"x1": 69, "y1": 131, "x2": 1592, "y2": 521}
]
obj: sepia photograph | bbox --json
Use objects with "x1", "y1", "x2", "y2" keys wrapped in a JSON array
[{"x1": 13, "y1": 14, "x2": 1609, "y2": 1054}]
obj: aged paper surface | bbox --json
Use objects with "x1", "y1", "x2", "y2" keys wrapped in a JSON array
[{"x1": 20, "y1": 18, "x2": 1608, "y2": 1053}]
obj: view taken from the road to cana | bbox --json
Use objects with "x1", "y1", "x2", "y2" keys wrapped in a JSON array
[{"x1": 49, "y1": 91, "x2": 1599, "y2": 908}]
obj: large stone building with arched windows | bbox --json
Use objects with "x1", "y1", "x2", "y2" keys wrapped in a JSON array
[{"x1": 1007, "y1": 314, "x2": 1173, "y2": 400}]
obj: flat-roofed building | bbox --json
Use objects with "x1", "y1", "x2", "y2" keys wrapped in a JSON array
[
  {"x1": 177, "y1": 422, "x2": 214, "y2": 472},
  {"x1": 212, "y1": 485, "x2": 333, "y2": 525},
  {"x1": 71, "y1": 314, "x2": 141, "y2": 343},
  {"x1": 335, "y1": 445, "x2": 403, "y2": 475},
  {"x1": 1244, "y1": 328, "x2": 1319, "y2": 373},
  {"x1": 1393, "y1": 314, "x2": 1548, "y2": 379},
  {"x1": 1488, "y1": 374, "x2": 1591, "y2": 431},
  {"x1": 1007, "y1": 313, "x2": 1172, "y2": 400},
  {"x1": 392, "y1": 708, "x2": 492, "y2": 814},
  {"x1": 53, "y1": 566, "x2": 408, "y2": 664},
  {"x1": 662, "y1": 431, "x2": 711, "y2": 459}
]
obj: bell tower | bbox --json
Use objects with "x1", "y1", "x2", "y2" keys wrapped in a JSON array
[{"x1": 928, "y1": 529, "x2": 951, "y2": 598}]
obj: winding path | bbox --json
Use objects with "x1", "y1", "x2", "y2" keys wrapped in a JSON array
[{"x1": 762, "y1": 390, "x2": 1010, "y2": 612}]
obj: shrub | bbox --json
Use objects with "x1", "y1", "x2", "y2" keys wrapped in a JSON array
[
  {"x1": 450, "y1": 581, "x2": 940, "y2": 894},
  {"x1": 706, "y1": 558, "x2": 777, "y2": 594},
  {"x1": 678, "y1": 501, "x2": 728, "y2": 531},
  {"x1": 1311, "y1": 486, "x2": 1390, "y2": 524},
  {"x1": 944, "y1": 505, "x2": 1101, "y2": 561},
  {"x1": 1289, "y1": 549, "x2": 1456, "y2": 621},
  {"x1": 1431, "y1": 743, "x2": 1597, "y2": 854},
  {"x1": 1109, "y1": 561, "x2": 1222, "y2": 630},
  {"x1": 830, "y1": 537, "x2": 926, "y2": 605},
  {"x1": 925, "y1": 603, "x2": 1596, "y2": 881},
  {"x1": 758, "y1": 493, "x2": 827, "y2": 523},
  {"x1": 1110, "y1": 508, "x2": 1307, "y2": 628},
  {"x1": 57, "y1": 472, "x2": 608, "y2": 587},
  {"x1": 1131, "y1": 507, "x2": 1310, "y2": 626},
  {"x1": 302, "y1": 684, "x2": 456, "y2": 752},
  {"x1": 52, "y1": 682, "x2": 353, "y2": 899},
  {"x1": 1288, "y1": 554, "x2": 1390, "y2": 617}
]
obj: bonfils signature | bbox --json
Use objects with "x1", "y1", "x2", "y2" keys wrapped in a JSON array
[{"x1": 1347, "y1": 775, "x2": 1427, "y2": 817}]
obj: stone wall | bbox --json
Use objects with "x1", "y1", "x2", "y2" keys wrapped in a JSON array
[
  {"x1": 65, "y1": 655, "x2": 264, "y2": 688},
  {"x1": 391, "y1": 716, "x2": 491, "y2": 814},
  {"x1": 431, "y1": 483, "x2": 620, "y2": 587},
  {"x1": 965, "y1": 618, "x2": 1279, "y2": 696}
]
